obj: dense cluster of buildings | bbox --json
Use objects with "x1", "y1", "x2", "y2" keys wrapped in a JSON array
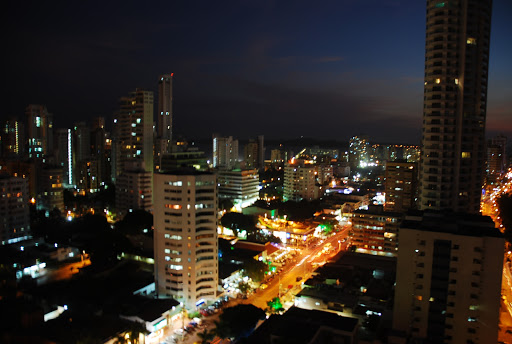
[{"x1": 1, "y1": 0, "x2": 511, "y2": 343}]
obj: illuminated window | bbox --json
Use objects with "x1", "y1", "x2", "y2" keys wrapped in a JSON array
[
  {"x1": 454, "y1": 78, "x2": 459, "y2": 85},
  {"x1": 165, "y1": 204, "x2": 182, "y2": 210},
  {"x1": 462, "y1": 152, "x2": 471, "y2": 159},
  {"x1": 466, "y1": 37, "x2": 476, "y2": 45},
  {"x1": 435, "y1": 2, "x2": 445, "y2": 8},
  {"x1": 435, "y1": 78, "x2": 441, "y2": 84}
]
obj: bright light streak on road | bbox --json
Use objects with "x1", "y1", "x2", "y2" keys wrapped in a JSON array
[{"x1": 297, "y1": 255, "x2": 311, "y2": 266}]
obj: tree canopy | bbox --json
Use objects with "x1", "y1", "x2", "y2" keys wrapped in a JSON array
[
  {"x1": 115, "y1": 210, "x2": 153, "y2": 235},
  {"x1": 216, "y1": 304, "x2": 265, "y2": 339},
  {"x1": 220, "y1": 212, "x2": 257, "y2": 236}
]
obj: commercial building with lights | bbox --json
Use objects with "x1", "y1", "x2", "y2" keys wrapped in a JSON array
[
  {"x1": 418, "y1": 0, "x2": 492, "y2": 213},
  {"x1": 153, "y1": 170, "x2": 218, "y2": 310},
  {"x1": 392, "y1": 211, "x2": 503, "y2": 344},
  {"x1": 217, "y1": 168, "x2": 260, "y2": 211},
  {"x1": 0, "y1": 175, "x2": 30, "y2": 245}
]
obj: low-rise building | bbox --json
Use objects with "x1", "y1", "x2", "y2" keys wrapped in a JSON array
[
  {"x1": 217, "y1": 168, "x2": 260, "y2": 211},
  {"x1": 243, "y1": 307, "x2": 359, "y2": 344}
]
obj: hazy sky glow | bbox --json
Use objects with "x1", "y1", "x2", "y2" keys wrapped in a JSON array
[{"x1": 5, "y1": 0, "x2": 512, "y2": 144}]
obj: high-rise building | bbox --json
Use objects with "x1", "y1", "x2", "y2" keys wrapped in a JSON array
[
  {"x1": 418, "y1": 0, "x2": 492, "y2": 213},
  {"x1": 158, "y1": 74, "x2": 174, "y2": 153},
  {"x1": 72, "y1": 122, "x2": 91, "y2": 189},
  {"x1": 153, "y1": 170, "x2": 218, "y2": 309},
  {"x1": 26, "y1": 105, "x2": 53, "y2": 160},
  {"x1": 244, "y1": 135, "x2": 264, "y2": 170},
  {"x1": 160, "y1": 148, "x2": 209, "y2": 172},
  {"x1": 1, "y1": 117, "x2": 25, "y2": 158},
  {"x1": 91, "y1": 117, "x2": 108, "y2": 186},
  {"x1": 38, "y1": 166, "x2": 65, "y2": 214},
  {"x1": 270, "y1": 149, "x2": 284, "y2": 165},
  {"x1": 212, "y1": 135, "x2": 238, "y2": 170},
  {"x1": 53, "y1": 128, "x2": 73, "y2": 187},
  {"x1": 486, "y1": 134, "x2": 507, "y2": 184},
  {"x1": 384, "y1": 161, "x2": 417, "y2": 213},
  {"x1": 283, "y1": 159, "x2": 319, "y2": 202},
  {"x1": 393, "y1": 211, "x2": 503, "y2": 343},
  {"x1": 112, "y1": 89, "x2": 154, "y2": 179},
  {"x1": 0, "y1": 175, "x2": 30, "y2": 245},
  {"x1": 115, "y1": 162, "x2": 152, "y2": 218},
  {"x1": 349, "y1": 135, "x2": 370, "y2": 169}
]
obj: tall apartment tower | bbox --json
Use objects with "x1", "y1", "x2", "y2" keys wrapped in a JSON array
[
  {"x1": 212, "y1": 135, "x2": 239, "y2": 170},
  {"x1": 153, "y1": 170, "x2": 218, "y2": 310},
  {"x1": 419, "y1": 0, "x2": 492, "y2": 213},
  {"x1": 112, "y1": 89, "x2": 154, "y2": 179},
  {"x1": 393, "y1": 212, "x2": 503, "y2": 343},
  {"x1": 158, "y1": 74, "x2": 174, "y2": 152}
]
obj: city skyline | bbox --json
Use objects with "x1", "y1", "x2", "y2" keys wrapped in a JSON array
[{"x1": 5, "y1": 1, "x2": 512, "y2": 144}]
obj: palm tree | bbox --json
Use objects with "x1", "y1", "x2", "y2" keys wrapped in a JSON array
[
  {"x1": 197, "y1": 328, "x2": 215, "y2": 344},
  {"x1": 113, "y1": 335, "x2": 128, "y2": 344},
  {"x1": 113, "y1": 321, "x2": 149, "y2": 344},
  {"x1": 127, "y1": 321, "x2": 149, "y2": 344},
  {"x1": 213, "y1": 319, "x2": 230, "y2": 339}
]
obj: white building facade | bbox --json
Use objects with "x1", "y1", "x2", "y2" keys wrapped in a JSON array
[
  {"x1": 154, "y1": 171, "x2": 218, "y2": 310},
  {"x1": 217, "y1": 169, "x2": 259, "y2": 211}
]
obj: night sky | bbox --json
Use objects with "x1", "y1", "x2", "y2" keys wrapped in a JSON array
[{"x1": 4, "y1": 0, "x2": 512, "y2": 144}]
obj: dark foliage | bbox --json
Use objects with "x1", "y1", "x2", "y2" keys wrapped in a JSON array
[{"x1": 216, "y1": 304, "x2": 265, "y2": 339}]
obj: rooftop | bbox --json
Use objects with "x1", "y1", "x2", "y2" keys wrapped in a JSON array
[{"x1": 402, "y1": 210, "x2": 502, "y2": 238}]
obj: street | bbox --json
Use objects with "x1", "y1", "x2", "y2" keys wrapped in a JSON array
[
  {"x1": 241, "y1": 228, "x2": 349, "y2": 310},
  {"x1": 157, "y1": 227, "x2": 350, "y2": 344},
  {"x1": 36, "y1": 257, "x2": 91, "y2": 285}
]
